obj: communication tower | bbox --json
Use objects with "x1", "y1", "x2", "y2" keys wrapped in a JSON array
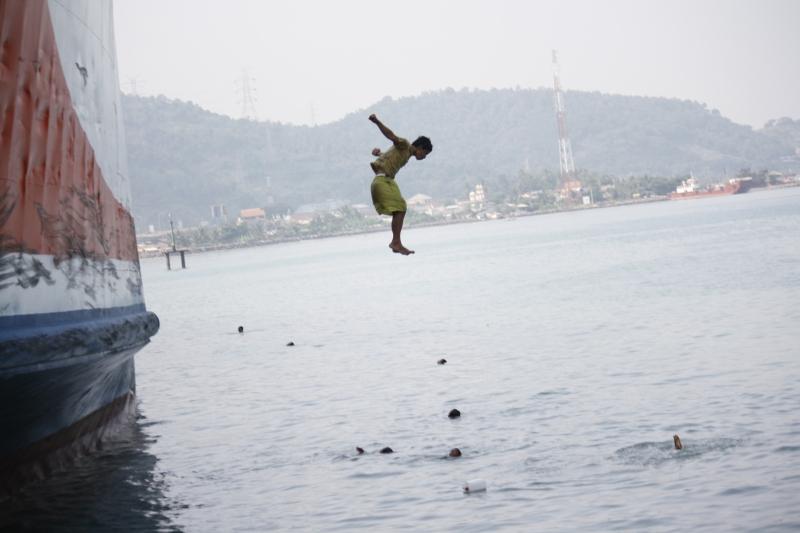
[
  {"x1": 551, "y1": 50, "x2": 579, "y2": 196},
  {"x1": 126, "y1": 77, "x2": 142, "y2": 95},
  {"x1": 236, "y1": 69, "x2": 258, "y2": 120}
]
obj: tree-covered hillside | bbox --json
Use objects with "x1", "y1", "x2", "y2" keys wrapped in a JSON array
[
  {"x1": 122, "y1": 89, "x2": 797, "y2": 228},
  {"x1": 761, "y1": 117, "x2": 800, "y2": 149}
]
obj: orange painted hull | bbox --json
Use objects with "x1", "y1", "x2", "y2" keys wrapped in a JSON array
[{"x1": 0, "y1": 0, "x2": 137, "y2": 262}]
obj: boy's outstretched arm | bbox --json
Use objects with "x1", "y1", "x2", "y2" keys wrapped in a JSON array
[{"x1": 369, "y1": 114, "x2": 402, "y2": 147}]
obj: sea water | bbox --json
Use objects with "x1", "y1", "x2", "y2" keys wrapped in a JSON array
[{"x1": 3, "y1": 189, "x2": 799, "y2": 531}]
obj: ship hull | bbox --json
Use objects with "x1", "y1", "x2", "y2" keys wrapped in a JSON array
[
  {"x1": 0, "y1": 0, "x2": 158, "y2": 494},
  {"x1": 669, "y1": 182, "x2": 742, "y2": 200},
  {"x1": 0, "y1": 305, "x2": 158, "y2": 497},
  {"x1": 0, "y1": 342, "x2": 142, "y2": 494}
]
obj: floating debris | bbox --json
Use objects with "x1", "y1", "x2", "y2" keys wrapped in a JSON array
[{"x1": 463, "y1": 479, "x2": 486, "y2": 493}]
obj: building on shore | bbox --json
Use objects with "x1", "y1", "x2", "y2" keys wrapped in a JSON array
[
  {"x1": 469, "y1": 184, "x2": 486, "y2": 211},
  {"x1": 238, "y1": 208, "x2": 267, "y2": 225},
  {"x1": 407, "y1": 193, "x2": 434, "y2": 214},
  {"x1": 210, "y1": 204, "x2": 228, "y2": 225},
  {"x1": 289, "y1": 212, "x2": 316, "y2": 225}
]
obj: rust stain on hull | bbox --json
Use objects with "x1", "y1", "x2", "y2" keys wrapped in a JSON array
[{"x1": 0, "y1": 0, "x2": 138, "y2": 263}]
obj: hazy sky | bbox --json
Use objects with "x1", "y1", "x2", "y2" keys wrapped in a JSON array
[{"x1": 114, "y1": 0, "x2": 799, "y2": 128}]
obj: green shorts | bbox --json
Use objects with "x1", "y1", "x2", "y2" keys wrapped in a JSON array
[{"x1": 371, "y1": 175, "x2": 406, "y2": 215}]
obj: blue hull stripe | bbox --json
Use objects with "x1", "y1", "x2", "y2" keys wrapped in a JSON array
[{"x1": 0, "y1": 304, "x2": 147, "y2": 340}]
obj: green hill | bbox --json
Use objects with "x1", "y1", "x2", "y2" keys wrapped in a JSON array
[{"x1": 122, "y1": 89, "x2": 797, "y2": 228}]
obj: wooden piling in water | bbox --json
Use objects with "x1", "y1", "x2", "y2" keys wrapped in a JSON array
[{"x1": 165, "y1": 249, "x2": 188, "y2": 270}]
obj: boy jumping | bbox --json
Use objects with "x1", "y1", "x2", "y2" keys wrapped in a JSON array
[{"x1": 368, "y1": 114, "x2": 432, "y2": 255}]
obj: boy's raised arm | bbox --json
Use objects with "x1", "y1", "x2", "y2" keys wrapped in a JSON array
[{"x1": 369, "y1": 114, "x2": 402, "y2": 146}]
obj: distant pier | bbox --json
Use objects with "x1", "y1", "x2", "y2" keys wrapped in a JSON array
[
  {"x1": 164, "y1": 248, "x2": 188, "y2": 270},
  {"x1": 164, "y1": 214, "x2": 187, "y2": 269}
]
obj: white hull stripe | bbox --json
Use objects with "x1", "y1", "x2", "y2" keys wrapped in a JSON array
[
  {"x1": 0, "y1": 253, "x2": 144, "y2": 318},
  {"x1": 48, "y1": 0, "x2": 131, "y2": 210}
]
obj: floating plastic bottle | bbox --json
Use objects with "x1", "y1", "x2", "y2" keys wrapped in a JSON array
[{"x1": 463, "y1": 479, "x2": 486, "y2": 493}]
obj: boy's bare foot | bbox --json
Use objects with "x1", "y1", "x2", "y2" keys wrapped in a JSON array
[{"x1": 389, "y1": 243, "x2": 414, "y2": 255}]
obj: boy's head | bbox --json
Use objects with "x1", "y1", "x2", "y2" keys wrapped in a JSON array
[{"x1": 412, "y1": 136, "x2": 433, "y2": 160}]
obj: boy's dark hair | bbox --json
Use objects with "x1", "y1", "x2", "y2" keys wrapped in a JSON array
[{"x1": 412, "y1": 136, "x2": 433, "y2": 152}]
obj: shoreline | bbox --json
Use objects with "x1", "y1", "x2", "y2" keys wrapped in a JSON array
[
  {"x1": 137, "y1": 196, "x2": 666, "y2": 259},
  {"x1": 137, "y1": 185, "x2": 797, "y2": 259}
]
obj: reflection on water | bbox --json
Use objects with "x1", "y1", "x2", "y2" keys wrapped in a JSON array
[{"x1": 0, "y1": 404, "x2": 180, "y2": 532}]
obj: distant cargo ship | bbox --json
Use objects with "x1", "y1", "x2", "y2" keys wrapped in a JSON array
[
  {"x1": 0, "y1": 0, "x2": 159, "y2": 494},
  {"x1": 669, "y1": 175, "x2": 745, "y2": 200}
]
